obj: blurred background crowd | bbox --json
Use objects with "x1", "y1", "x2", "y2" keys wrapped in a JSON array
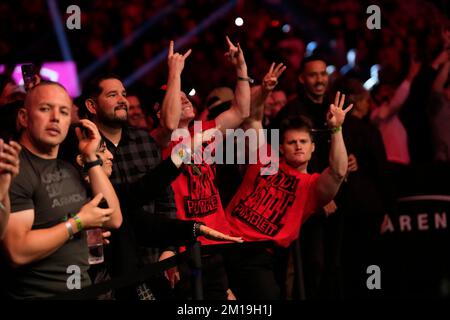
[{"x1": 0, "y1": 0, "x2": 449, "y2": 299}]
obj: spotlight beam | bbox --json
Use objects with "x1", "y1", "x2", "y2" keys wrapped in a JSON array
[{"x1": 46, "y1": 0, "x2": 73, "y2": 61}]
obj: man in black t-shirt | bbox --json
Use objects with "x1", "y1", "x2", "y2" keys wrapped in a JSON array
[{"x1": 1, "y1": 81, "x2": 122, "y2": 299}]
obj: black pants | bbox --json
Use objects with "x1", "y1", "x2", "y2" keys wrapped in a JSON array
[
  {"x1": 300, "y1": 212, "x2": 344, "y2": 299},
  {"x1": 223, "y1": 245, "x2": 281, "y2": 300},
  {"x1": 175, "y1": 252, "x2": 229, "y2": 300}
]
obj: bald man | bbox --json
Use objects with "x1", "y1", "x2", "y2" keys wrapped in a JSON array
[{"x1": 1, "y1": 81, "x2": 122, "y2": 299}]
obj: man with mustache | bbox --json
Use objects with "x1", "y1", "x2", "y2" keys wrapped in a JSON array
[
  {"x1": 81, "y1": 75, "x2": 180, "y2": 300},
  {"x1": 1, "y1": 81, "x2": 122, "y2": 299}
]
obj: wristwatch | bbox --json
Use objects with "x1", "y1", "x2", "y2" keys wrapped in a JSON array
[{"x1": 84, "y1": 156, "x2": 103, "y2": 171}]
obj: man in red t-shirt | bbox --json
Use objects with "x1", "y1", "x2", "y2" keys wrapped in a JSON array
[
  {"x1": 224, "y1": 66, "x2": 353, "y2": 299},
  {"x1": 152, "y1": 38, "x2": 251, "y2": 299}
]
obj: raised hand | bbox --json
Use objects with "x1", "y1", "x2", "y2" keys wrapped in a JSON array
[
  {"x1": 75, "y1": 119, "x2": 102, "y2": 162},
  {"x1": 167, "y1": 40, "x2": 192, "y2": 78},
  {"x1": 0, "y1": 140, "x2": 21, "y2": 178},
  {"x1": 262, "y1": 62, "x2": 287, "y2": 91},
  {"x1": 224, "y1": 36, "x2": 246, "y2": 71},
  {"x1": 76, "y1": 193, "x2": 113, "y2": 229},
  {"x1": 327, "y1": 91, "x2": 353, "y2": 129},
  {"x1": 0, "y1": 140, "x2": 21, "y2": 200}
]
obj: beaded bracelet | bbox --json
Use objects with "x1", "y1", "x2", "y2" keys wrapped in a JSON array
[
  {"x1": 193, "y1": 222, "x2": 205, "y2": 238},
  {"x1": 73, "y1": 215, "x2": 83, "y2": 232},
  {"x1": 331, "y1": 126, "x2": 342, "y2": 134}
]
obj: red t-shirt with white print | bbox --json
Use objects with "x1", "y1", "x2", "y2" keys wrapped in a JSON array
[
  {"x1": 162, "y1": 120, "x2": 232, "y2": 245},
  {"x1": 225, "y1": 154, "x2": 320, "y2": 248}
]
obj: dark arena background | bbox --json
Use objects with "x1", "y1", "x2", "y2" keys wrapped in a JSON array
[{"x1": 0, "y1": 0, "x2": 449, "y2": 307}]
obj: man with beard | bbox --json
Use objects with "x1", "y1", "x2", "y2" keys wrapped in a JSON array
[
  {"x1": 80, "y1": 75, "x2": 180, "y2": 300},
  {"x1": 1, "y1": 81, "x2": 122, "y2": 299}
]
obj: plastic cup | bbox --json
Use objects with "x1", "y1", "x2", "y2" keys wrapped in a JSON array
[{"x1": 86, "y1": 228, "x2": 104, "y2": 265}]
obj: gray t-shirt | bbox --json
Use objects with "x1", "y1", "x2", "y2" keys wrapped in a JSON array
[{"x1": 5, "y1": 146, "x2": 91, "y2": 299}]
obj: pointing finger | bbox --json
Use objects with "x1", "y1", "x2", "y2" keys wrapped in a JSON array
[
  {"x1": 226, "y1": 36, "x2": 235, "y2": 48},
  {"x1": 268, "y1": 62, "x2": 275, "y2": 74},
  {"x1": 334, "y1": 91, "x2": 340, "y2": 108},
  {"x1": 168, "y1": 40, "x2": 174, "y2": 57},
  {"x1": 343, "y1": 104, "x2": 353, "y2": 114},
  {"x1": 273, "y1": 62, "x2": 282, "y2": 74},
  {"x1": 183, "y1": 48, "x2": 192, "y2": 59},
  {"x1": 275, "y1": 64, "x2": 287, "y2": 77},
  {"x1": 339, "y1": 93, "x2": 346, "y2": 109},
  {"x1": 237, "y1": 43, "x2": 242, "y2": 54}
]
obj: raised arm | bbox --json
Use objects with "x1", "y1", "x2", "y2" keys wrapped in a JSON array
[
  {"x1": 215, "y1": 36, "x2": 251, "y2": 133},
  {"x1": 153, "y1": 41, "x2": 192, "y2": 147},
  {"x1": 390, "y1": 58, "x2": 421, "y2": 114},
  {"x1": 243, "y1": 62, "x2": 286, "y2": 131},
  {"x1": 0, "y1": 140, "x2": 21, "y2": 239},
  {"x1": 76, "y1": 119, "x2": 122, "y2": 229},
  {"x1": 315, "y1": 91, "x2": 353, "y2": 206},
  {"x1": 371, "y1": 58, "x2": 421, "y2": 123}
]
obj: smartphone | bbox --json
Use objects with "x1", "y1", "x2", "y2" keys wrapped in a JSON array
[{"x1": 21, "y1": 63, "x2": 36, "y2": 91}]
